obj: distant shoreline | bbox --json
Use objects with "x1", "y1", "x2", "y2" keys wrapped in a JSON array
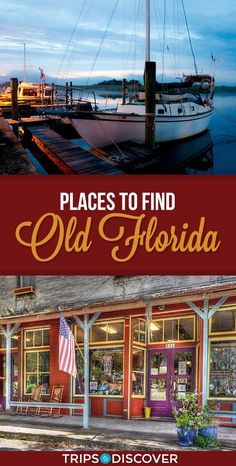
[{"x1": 1, "y1": 82, "x2": 235, "y2": 95}]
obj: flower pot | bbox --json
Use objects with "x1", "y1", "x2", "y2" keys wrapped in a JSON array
[
  {"x1": 177, "y1": 427, "x2": 196, "y2": 447},
  {"x1": 144, "y1": 407, "x2": 152, "y2": 419},
  {"x1": 198, "y1": 426, "x2": 218, "y2": 447}
]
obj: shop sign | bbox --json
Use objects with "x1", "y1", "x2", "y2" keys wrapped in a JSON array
[{"x1": 178, "y1": 361, "x2": 187, "y2": 375}]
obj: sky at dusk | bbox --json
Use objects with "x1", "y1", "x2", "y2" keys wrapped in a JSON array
[{"x1": 0, "y1": 0, "x2": 235, "y2": 85}]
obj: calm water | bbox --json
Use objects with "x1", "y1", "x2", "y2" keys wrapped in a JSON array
[
  {"x1": 207, "y1": 93, "x2": 236, "y2": 174},
  {"x1": 81, "y1": 91, "x2": 236, "y2": 175}
]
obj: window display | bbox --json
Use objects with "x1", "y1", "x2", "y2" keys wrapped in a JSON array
[
  {"x1": 90, "y1": 348, "x2": 123, "y2": 395},
  {"x1": 209, "y1": 340, "x2": 236, "y2": 399},
  {"x1": 75, "y1": 347, "x2": 124, "y2": 396}
]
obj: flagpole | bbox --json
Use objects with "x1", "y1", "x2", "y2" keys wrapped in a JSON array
[{"x1": 75, "y1": 340, "x2": 84, "y2": 360}]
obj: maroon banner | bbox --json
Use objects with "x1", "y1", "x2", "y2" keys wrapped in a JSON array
[
  {"x1": 1, "y1": 175, "x2": 236, "y2": 274},
  {"x1": 0, "y1": 451, "x2": 235, "y2": 465}
]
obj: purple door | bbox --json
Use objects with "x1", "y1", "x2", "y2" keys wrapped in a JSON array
[{"x1": 148, "y1": 348, "x2": 195, "y2": 417}]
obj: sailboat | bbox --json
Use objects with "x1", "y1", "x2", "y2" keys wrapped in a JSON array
[
  {"x1": 0, "y1": 45, "x2": 53, "y2": 104},
  {"x1": 70, "y1": 0, "x2": 215, "y2": 148}
]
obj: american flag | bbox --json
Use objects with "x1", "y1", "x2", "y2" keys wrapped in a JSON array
[{"x1": 59, "y1": 314, "x2": 77, "y2": 378}]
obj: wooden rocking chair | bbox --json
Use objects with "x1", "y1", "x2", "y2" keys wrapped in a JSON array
[
  {"x1": 38, "y1": 385, "x2": 64, "y2": 418},
  {"x1": 24, "y1": 385, "x2": 43, "y2": 416}
]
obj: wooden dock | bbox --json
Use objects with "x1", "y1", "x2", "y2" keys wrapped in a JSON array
[
  {"x1": 104, "y1": 130, "x2": 213, "y2": 174},
  {"x1": 0, "y1": 115, "x2": 38, "y2": 174},
  {"x1": 27, "y1": 126, "x2": 124, "y2": 175}
]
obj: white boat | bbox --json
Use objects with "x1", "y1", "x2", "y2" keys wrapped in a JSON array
[
  {"x1": 0, "y1": 81, "x2": 53, "y2": 103},
  {"x1": 71, "y1": 1, "x2": 215, "y2": 148}
]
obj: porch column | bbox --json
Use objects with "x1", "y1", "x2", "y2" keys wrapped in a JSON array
[
  {"x1": 74, "y1": 312, "x2": 100, "y2": 429},
  {"x1": 0, "y1": 323, "x2": 20, "y2": 411},
  {"x1": 187, "y1": 296, "x2": 228, "y2": 406}
]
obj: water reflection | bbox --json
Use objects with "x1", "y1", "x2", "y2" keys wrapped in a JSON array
[{"x1": 114, "y1": 130, "x2": 214, "y2": 175}]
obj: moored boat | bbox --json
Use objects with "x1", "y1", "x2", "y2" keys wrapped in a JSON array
[{"x1": 70, "y1": 1, "x2": 215, "y2": 148}]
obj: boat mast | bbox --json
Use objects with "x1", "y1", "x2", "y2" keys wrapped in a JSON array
[
  {"x1": 24, "y1": 43, "x2": 27, "y2": 82},
  {"x1": 146, "y1": 0, "x2": 150, "y2": 61}
]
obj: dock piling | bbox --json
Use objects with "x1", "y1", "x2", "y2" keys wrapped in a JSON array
[
  {"x1": 66, "y1": 82, "x2": 69, "y2": 105},
  {"x1": 11, "y1": 78, "x2": 19, "y2": 121},
  {"x1": 70, "y1": 81, "x2": 73, "y2": 105}
]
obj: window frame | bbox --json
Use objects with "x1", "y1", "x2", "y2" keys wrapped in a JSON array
[
  {"x1": 209, "y1": 308, "x2": 236, "y2": 335},
  {"x1": 24, "y1": 327, "x2": 50, "y2": 349},
  {"x1": 148, "y1": 315, "x2": 196, "y2": 344},
  {"x1": 17, "y1": 276, "x2": 35, "y2": 288},
  {"x1": 132, "y1": 346, "x2": 146, "y2": 399},
  {"x1": 0, "y1": 332, "x2": 19, "y2": 350},
  {"x1": 132, "y1": 318, "x2": 146, "y2": 346},
  {"x1": 208, "y1": 336, "x2": 236, "y2": 401},
  {"x1": 24, "y1": 349, "x2": 50, "y2": 395},
  {"x1": 74, "y1": 345, "x2": 124, "y2": 398}
]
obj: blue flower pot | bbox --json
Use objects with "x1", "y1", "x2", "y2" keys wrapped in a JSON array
[
  {"x1": 177, "y1": 427, "x2": 196, "y2": 447},
  {"x1": 198, "y1": 427, "x2": 218, "y2": 447}
]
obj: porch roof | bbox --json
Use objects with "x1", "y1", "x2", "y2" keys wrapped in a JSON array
[{"x1": 0, "y1": 282, "x2": 236, "y2": 325}]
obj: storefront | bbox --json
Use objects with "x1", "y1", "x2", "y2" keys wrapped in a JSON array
[{"x1": 0, "y1": 291, "x2": 236, "y2": 424}]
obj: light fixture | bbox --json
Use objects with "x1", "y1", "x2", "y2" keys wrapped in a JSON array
[
  {"x1": 158, "y1": 305, "x2": 166, "y2": 311},
  {"x1": 12, "y1": 335, "x2": 19, "y2": 340},
  {"x1": 149, "y1": 322, "x2": 160, "y2": 331},
  {"x1": 99, "y1": 325, "x2": 117, "y2": 335}
]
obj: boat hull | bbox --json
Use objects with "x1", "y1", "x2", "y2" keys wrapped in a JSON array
[{"x1": 71, "y1": 110, "x2": 213, "y2": 147}]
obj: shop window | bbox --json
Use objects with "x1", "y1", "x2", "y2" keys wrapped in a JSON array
[
  {"x1": 149, "y1": 321, "x2": 163, "y2": 342},
  {"x1": 2, "y1": 354, "x2": 18, "y2": 398},
  {"x1": 25, "y1": 350, "x2": 50, "y2": 394},
  {"x1": 17, "y1": 276, "x2": 35, "y2": 288},
  {"x1": 25, "y1": 328, "x2": 50, "y2": 348},
  {"x1": 90, "y1": 321, "x2": 124, "y2": 343},
  {"x1": 75, "y1": 326, "x2": 84, "y2": 344},
  {"x1": 132, "y1": 348, "x2": 145, "y2": 396},
  {"x1": 75, "y1": 351, "x2": 84, "y2": 395},
  {"x1": 179, "y1": 317, "x2": 194, "y2": 340},
  {"x1": 90, "y1": 348, "x2": 123, "y2": 395},
  {"x1": 149, "y1": 317, "x2": 195, "y2": 343},
  {"x1": 75, "y1": 347, "x2": 124, "y2": 396},
  {"x1": 12, "y1": 354, "x2": 18, "y2": 397},
  {"x1": 133, "y1": 319, "x2": 146, "y2": 345},
  {"x1": 164, "y1": 320, "x2": 178, "y2": 342},
  {"x1": 210, "y1": 310, "x2": 236, "y2": 334},
  {"x1": 0, "y1": 333, "x2": 18, "y2": 349},
  {"x1": 209, "y1": 340, "x2": 236, "y2": 399}
]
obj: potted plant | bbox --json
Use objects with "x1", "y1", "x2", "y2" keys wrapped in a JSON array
[
  {"x1": 172, "y1": 392, "x2": 198, "y2": 447},
  {"x1": 195, "y1": 404, "x2": 218, "y2": 448}
]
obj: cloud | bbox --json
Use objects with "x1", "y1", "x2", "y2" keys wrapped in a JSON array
[{"x1": 0, "y1": 0, "x2": 236, "y2": 84}]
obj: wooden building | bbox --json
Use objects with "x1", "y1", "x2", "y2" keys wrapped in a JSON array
[{"x1": 0, "y1": 276, "x2": 236, "y2": 426}]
